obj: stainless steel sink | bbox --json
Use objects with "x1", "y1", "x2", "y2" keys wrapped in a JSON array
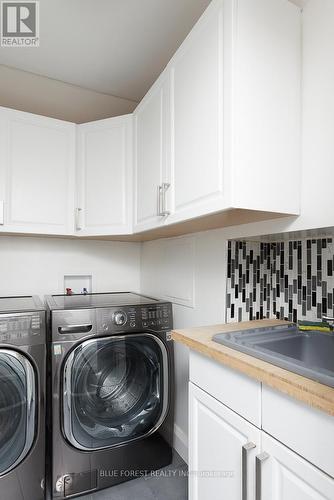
[{"x1": 213, "y1": 324, "x2": 334, "y2": 387}]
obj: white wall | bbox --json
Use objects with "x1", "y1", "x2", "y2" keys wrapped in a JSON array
[
  {"x1": 141, "y1": 230, "x2": 228, "y2": 461},
  {"x1": 0, "y1": 236, "x2": 141, "y2": 298},
  {"x1": 141, "y1": 0, "x2": 334, "y2": 462}
]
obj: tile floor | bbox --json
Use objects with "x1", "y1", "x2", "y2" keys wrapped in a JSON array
[{"x1": 77, "y1": 451, "x2": 188, "y2": 500}]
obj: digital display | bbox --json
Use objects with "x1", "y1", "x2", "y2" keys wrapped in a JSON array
[{"x1": 0, "y1": 314, "x2": 41, "y2": 341}]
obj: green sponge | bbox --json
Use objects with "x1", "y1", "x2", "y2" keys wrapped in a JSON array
[{"x1": 298, "y1": 320, "x2": 333, "y2": 332}]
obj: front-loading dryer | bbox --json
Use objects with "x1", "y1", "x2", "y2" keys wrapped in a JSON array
[
  {"x1": 0, "y1": 295, "x2": 46, "y2": 500},
  {"x1": 45, "y1": 292, "x2": 174, "y2": 499}
]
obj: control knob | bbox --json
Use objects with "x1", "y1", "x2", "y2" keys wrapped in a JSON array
[{"x1": 112, "y1": 311, "x2": 127, "y2": 326}]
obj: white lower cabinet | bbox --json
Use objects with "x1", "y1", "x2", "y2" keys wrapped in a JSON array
[
  {"x1": 260, "y1": 433, "x2": 334, "y2": 500},
  {"x1": 189, "y1": 382, "x2": 260, "y2": 500},
  {"x1": 189, "y1": 380, "x2": 334, "y2": 500}
]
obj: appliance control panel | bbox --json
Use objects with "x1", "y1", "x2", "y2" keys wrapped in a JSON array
[
  {"x1": 0, "y1": 312, "x2": 45, "y2": 344},
  {"x1": 97, "y1": 303, "x2": 173, "y2": 333}
]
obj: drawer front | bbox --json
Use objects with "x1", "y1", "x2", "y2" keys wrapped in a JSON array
[
  {"x1": 262, "y1": 386, "x2": 334, "y2": 478},
  {"x1": 189, "y1": 350, "x2": 261, "y2": 427}
]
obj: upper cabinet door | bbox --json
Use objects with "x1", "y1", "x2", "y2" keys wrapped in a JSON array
[
  {"x1": 169, "y1": 0, "x2": 225, "y2": 223},
  {"x1": 76, "y1": 115, "x2": 133, "y2": 236},
  {"x1": 261, "y1": 433, "x2": 334, "y2": 500},
  {"x1": 134, "y1": 72, "x2": 171, "y2": 232},
  {"x1": 0, "y1": 107, "x2": 75, "y2": 235},
  {"x1": 165, "y1": 0, "x2": 300, "y2": 226},
  {"x1": 189, "y1": 382, "x2": 260, "y2": 500}
]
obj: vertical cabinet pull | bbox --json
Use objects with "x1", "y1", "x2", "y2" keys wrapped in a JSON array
[
  {"x1": 157, "y1": 185, "x2": 163, "y2": 216},
  {"x1": 161, "y1": 182, "x2": 170, "y2": 216},
  {"x1": 242, "y1": 442, "x2": 256, "y2": 500},
  {"x1": 0, "y1": 200, "x2": 4, "y2": 225},
  {"x1": 75, "y1": 208, "x2": 84, "y2": 231},
  {"x1": 255, "y1": 452, "x2": 269, "y2": 500},
  {"x1": 157, "y1": 183, "x2": 170, "y2": 217}
]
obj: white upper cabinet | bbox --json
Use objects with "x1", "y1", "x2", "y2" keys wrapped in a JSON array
[
  {"x1": 0, "y1": 0, "x2": 302, "y2": 239},
  {"x1": 166, "y1": 0, "x2": 301, "y2": 225},
  {"x1": 0, "y1": 107, "x2": 75, "y2": 235},
  {"x1": 76, "y1": 115, "x2": 133, "y2": 236},
  {"x1": 169, "y1": 0, "x2": 224, "y2": 221},
  {"x1": 133, "y1": 71, "x2": 171, "y2": 232}
]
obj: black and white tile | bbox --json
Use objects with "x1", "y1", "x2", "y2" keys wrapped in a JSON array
[{"x1": 226, "y1": 237, "x2": 334, "y2": 323}]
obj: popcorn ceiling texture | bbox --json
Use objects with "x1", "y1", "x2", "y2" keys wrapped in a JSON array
[{"x1": 226, "y1": 238, "x2": 334, "y2": 323}]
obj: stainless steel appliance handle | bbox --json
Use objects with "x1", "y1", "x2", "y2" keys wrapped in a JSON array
[
  {"x1": 255, "y1": 452, "x2": 269, "y2": 500},
  {"x1": 58, "y1": 324, "x2": 93, "y2": 334},
  {"x1": 242, "y1": 442, "x2": 256, "y2": 500}
]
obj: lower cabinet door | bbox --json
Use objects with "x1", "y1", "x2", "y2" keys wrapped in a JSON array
[
  {"x1": 260, "y1": 433, "x2": 334, "y2": 500},
  {"x1": 189, "y1": 382, "x2": 260, "y2": 500}
]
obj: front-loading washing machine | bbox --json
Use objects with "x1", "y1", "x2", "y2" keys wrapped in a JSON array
[
  {"x1": 45, "y1": 292, "x2": 174, "y2": 499},
  {"x1": 0, "y1": 295, "x2": 46, "y2": 500}
]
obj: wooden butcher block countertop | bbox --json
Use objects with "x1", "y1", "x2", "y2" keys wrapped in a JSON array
[{"x1": 172, "y1": 319, "x2": 334, "y2": 417}]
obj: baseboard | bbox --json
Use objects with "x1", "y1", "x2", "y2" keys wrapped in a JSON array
[{"x1": 173, "y1": 423, "x2": 188, "y2": 464}]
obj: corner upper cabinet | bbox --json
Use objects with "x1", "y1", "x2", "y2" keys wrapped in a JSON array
[
  {"x1": 167, "y1": 0, "x2": 301, "y2": 225},
  {"x1": 76, "y1": 115, "x2": 133, "y2": 236},
  {"x1": 0, "y1": 107, "x2": 75, "y2": 235},
  {"x1": 133, "y1": 71, "x2": 171, "y2": 232}
]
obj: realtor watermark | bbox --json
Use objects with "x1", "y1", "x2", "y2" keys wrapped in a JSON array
[
  {"x1": 1, "y1": 1, "x2": 39, "y2": 47},
  {"x1": 99, "y1": 469, "x2": 235, "y2": 479}
]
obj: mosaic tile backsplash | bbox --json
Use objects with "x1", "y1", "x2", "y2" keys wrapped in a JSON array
[{"x1": 226, "y1": 238, "x2": 334, "y2": 323}]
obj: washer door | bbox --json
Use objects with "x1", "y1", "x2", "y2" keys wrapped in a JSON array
[
  {"x1": 0, "y1": 349, "x2": 36, "y2": 476},
  {"x1": 63, "y1": 334, "x2": 169, "y2": 451}
]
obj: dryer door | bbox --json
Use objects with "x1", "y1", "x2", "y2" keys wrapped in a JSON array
[
  {"x1": 0, "y1": 349, "x2": 36, "y2": 475},
  {"x1": 63, "y1": 334, "x2": 169, "y2": 451}
]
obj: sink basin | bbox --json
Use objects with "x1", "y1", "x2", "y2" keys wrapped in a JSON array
[{"x1": 213, "y1": 324, "x2": 334, "y2": 387}]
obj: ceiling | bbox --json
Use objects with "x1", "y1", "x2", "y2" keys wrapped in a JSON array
[
  {"x1": 0, "y1": 0, "x2": 212, "y2": 102},
  {"x1": 0, "y1": 0, "x2": 308, "y2": 103}
]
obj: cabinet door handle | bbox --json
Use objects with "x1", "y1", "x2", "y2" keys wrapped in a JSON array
[
  {"x1": 242, "y1": 442, "x2": 256, "y2": 500},
  {"x1": 255, "y1": 452, "x2": 269, "y2": 500},
  {"x1": 75, "y1": 208, "x2": 83, "y2": 231},
  {"x1": 157, "y1": 183, "x2": 170, "y2": 217},
  {"x1": 157, "y1": 185, "x2": 163, "y2": 216},
  {"x1": 161, "y1": 182, "x2": 170, "y2": 216},
  {"x1": 0, "y1": 200, "x2": 3, "y2": 225}
]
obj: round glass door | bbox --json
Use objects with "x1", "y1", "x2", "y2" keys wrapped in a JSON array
[
  {"x1": 63, "y1": 334, "x2": 168, "y2": 450},
  {"x1": 0, "y1": 350, "x2": 36, "y2": 476}
]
